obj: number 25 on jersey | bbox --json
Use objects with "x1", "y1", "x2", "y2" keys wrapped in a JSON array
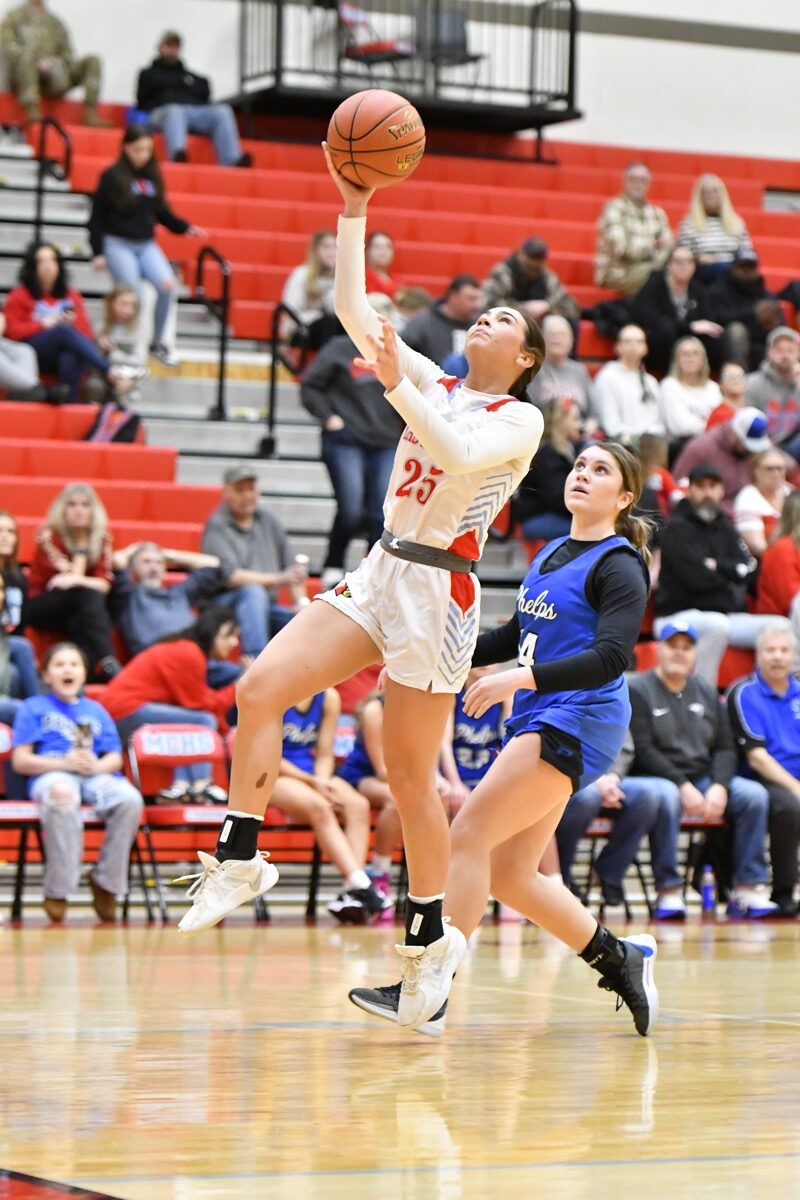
[{"x1": 395, "y1": 458, "x2": 443, "y2": 506}]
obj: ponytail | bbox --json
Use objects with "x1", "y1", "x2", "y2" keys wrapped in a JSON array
[{"x1": 615, "y1": 507, "x2": 654, "y2": 567}]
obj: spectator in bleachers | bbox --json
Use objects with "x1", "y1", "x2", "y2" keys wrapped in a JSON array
[
  {"x1": 556, "y1": 732, "x2": 659, "y2": 910},
  {"x1": 276, "y1": 689, "x2": 388, "y2": 924},
  {"x1": 392, "y1": 285, "x2": 433, "y2": 329},
  {"x1": 707, "y1": 361, "x2": 748, "y2": 429},
  {"x1": 0, "y1": 0, "x2": 109, "y2": 126},
  {"x1": 0, "y1": 575, "x2": 23, "y2": 728},
  {"x1": 89, "y1": 124, "x2": 205, "y2": 369},
  {"x1": 300, "y1": 302, "x2": 404, "y2": 586},
  {"x1": 111, "y1": 541, "x2": 224, "y2": 657},
  {"x1": 594, "y1": 162, "x2": 674, "y2": 295},
  {"x1": 0, "y1": 309, "x2": 48, "y2": 400},
  {"x1": 438, "y1": 666, "x2": 509, "y2": 817},
  {"x1": 136, "y1": 31, "x2": 252, "y2": 168},
  {"x1": 703, "y1": 247, "x2": 781, "y2": 371},
  {"x1": 627, "y1": 622, "x2": 776, "y2": 919},
  {"x1": 0, "y1": 509, "x2": 39, "y2": 699},
  {"x1": 281, "y1": 229, "x2": 340, "y2": 352},
  {"x1": 673, "y1": 407, "x2": 773, "y2": 513},
  {"x1": 399, "y1": 273, "x2": 482, "y2": 369},
  {"x1": 513, "y1": 398, "x2": 582, "y2": 544},
  {"x1": 101, "y1": 606, "x2": 240, "y2": 804},
  {"x1": 11, "y1": 641, "x2": 143, "y2": 923},
  {"x1": 25, "y1": 482, "x2": 121, "y2": 683},
  {"x1": 593, "y1": 325, "x2": 664, "y2": 440},
  {"x1": 733, "y1": 449, "x2": 792, "y2": 558},
  {"x1": 338, "y1": 689, "x2": 402, "y2": 913},
  {"x1": 200, "y1": 466, "x2": 305, "y2": 658},
  {"x1": 677, "y1": 175, "x2": 754, "y2": 283},
  {"x1": 755, "y1": 492, "x2": 800, "y2": 629},
  {"x1": 653, "y1": 463, "x2": 774, "y2": 687},
  {"x1": 482, "y1": 236, "x2": 580, "y2": 324},
  {"x1": 728, "y1": 620, "x2": 800, "y2": 916},
  {"x1": 526, "y1": 314, "x2": 597, "y2": 426},
  {"x1": 745, "y1": 326, "x2": 800, "y2": 460},
  {"x1": 660, "y1": 336, "x2": 721, "y2": 446},
  {"x1": 627, "y1": 245, "x2": 723, "y2": 377},
  {"x1": 636, "y1": 433, "x2": 683, "y2": 520},
  {"x1": 364, "y1": 231, "x2": 397, "y2": 299},
  {"x1": 4, "y1": 242, "x2": 134, "y2": 404}
]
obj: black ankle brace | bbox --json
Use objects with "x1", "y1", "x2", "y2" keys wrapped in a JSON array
[
  {"x1": 579, "y1": 924, "x2": 625, "y2": 974},
  {"x1": 215, "y1": 813, "x2": 261, "y2": 862},
  {"x1": 404, "y1": 897, "x2": 444, "y2": 947}
]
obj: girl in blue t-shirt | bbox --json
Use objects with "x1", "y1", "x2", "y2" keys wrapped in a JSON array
[
  {"x1": 350, "y1": 444, "x2": 661, "y2": 1039},
  {"x1": 11, "y1": 641, "x2": 142, "y2": 924}
]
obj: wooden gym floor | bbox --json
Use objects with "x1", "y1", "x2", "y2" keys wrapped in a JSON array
[{"x1": 1, "y1": 916, "x2": 799, "y2": 1199}]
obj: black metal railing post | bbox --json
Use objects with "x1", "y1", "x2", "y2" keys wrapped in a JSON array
[
  {"x1": 262, "y1": 301, "x2": 311, "y2": 458},
  {"x1": 33, "y1": 116, "x2": 72, "y2": 242},
  {"x1": 195, "y1": 246, "x2": 232, "y2": 422}
]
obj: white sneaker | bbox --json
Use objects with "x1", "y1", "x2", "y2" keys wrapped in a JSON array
[
  {"x1": 177, "y1": 851, "x2": 279, "y2": 936},
  {"x1": 395, "y1": 919, "x2": 467, "y2": 1028},
  {"x1": 654, "y1": 889, "x2": 687, "y2": 920},
  {"x1": 726, "y1": 884, "x2": 779, "y2": 919}
]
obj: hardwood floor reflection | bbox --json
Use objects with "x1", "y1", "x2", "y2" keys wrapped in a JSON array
[{"x1": 1, "y1": 915, "x2": 799, "y2": 1198}]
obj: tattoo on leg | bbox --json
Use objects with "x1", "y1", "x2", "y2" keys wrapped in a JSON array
[{"x1": 255, "y1": 772, "x2": 268, "y2": 789}]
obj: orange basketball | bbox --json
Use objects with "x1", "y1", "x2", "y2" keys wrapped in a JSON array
[{"x1": 327, "y1": 89, "x2": 425, "y2": 189}]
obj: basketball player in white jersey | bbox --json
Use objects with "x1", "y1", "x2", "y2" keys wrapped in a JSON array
[{"x1": 178, "y1": 144, "x2": 545, "y2": 1022}]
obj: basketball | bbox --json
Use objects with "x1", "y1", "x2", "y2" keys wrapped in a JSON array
[{"x1": 327, "y1": 89, "x2": 426, "y2": 189}]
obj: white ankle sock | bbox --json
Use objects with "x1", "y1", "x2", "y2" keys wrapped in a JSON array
[
  {"x1": 371, "y1": 853, "x2": 392, "y2": 874},
  {"x1": 407, "y1": 892, "x2": 445, "y2": 904},
  {"x1": 346, "y1": 869, "x2": 371, "y2": 891}
]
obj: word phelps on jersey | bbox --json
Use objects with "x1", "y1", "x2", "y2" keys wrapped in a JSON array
[{"x1": 516, "y1": 586, "x2": 557, "y2": 620}]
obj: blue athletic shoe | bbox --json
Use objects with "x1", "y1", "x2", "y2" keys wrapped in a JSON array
[{"x1": 725, "y1": 885, "x2": 779, "y2": 919}]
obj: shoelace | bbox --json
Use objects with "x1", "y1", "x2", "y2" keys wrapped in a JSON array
[
  {"x1": 597, "y1": 971, "x2": 641, "y2": 1017},
  {"x1": 177, "y1": 851, "x2": 271, "y2": 901},
  {"x1": 398, "y1": 916, "x2": 452, "y2": 994}
]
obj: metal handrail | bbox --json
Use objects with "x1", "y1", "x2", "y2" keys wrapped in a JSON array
[
  {"x1": 262, "y1": 300, "x2": 311, "y2": 458},
  {"x1": 194, "y1": 245, "x2": 232, "y2": 421},
  {"x1": 33, "y1": 116, "x2": 72, "y2": 242}
]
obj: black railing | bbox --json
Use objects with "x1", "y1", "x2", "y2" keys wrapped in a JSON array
[
  {"x1": 33, "y1": 117, "x2": 72, "y2": 242},
  {"x1": 238, "y1": 0, "x2": 580, "y2": 132},
  {"x1": 194, "y1": 246, "x2": 232, "y2": 422},
  {"x1": 262, "y1": 301, "x2": 313, "y2": 458}
]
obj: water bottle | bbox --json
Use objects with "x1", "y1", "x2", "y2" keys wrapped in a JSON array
[
  {"x1": 291, "y1": 553, "x2": 310, "y2": 607},
  {"x1": 701, "y1": 864, "x2": 716, "y2": 915}
]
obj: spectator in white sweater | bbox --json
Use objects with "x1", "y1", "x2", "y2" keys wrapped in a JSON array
[
  {"x1": 661, "y1": 335, "x2": 722, "y2": 443},
  {"x1": 594, "y1": 324, "x2": 664, "y2": 440}
]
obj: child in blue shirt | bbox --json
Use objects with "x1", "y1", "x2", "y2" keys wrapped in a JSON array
[{"x1": 12, "y1": 641, "x2": 143, "y2": 923}]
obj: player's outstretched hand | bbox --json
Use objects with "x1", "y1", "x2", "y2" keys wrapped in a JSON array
[
  {"x1": 322, "y1": 141, "x2": 375, "y2": 212},
  {"x1": 463, "y1": 666, "x2": 532, "y2": 719},
  {"x1": 353, "y1": 316, "x2": 402, "y2": 392}
]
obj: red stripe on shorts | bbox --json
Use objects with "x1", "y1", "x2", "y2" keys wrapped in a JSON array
[{"x1": 450, "y1": 572, "x2": 476, "y2": 616}]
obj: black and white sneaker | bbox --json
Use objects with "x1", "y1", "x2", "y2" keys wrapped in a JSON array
[
  {"x1": 596, "y1": 934, "x2": 658, "y2": 1036},
  {"x1": 327, "y1": 883, "x2": 387, "y2": 925},
  {"x1": 349, "y1": 982, "x2": 447, "y2": 1038}
]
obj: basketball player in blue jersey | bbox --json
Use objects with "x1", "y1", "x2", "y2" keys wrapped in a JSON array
[
  {"x1": 439, "y1": 667, "x2": 508, "y2": 813},
  {"x1": 350, "y1": 443, "x2": 660, "y2": 1036},
  {"x1": 273, "y1": 690, "x2": 387, "y2": 923}
]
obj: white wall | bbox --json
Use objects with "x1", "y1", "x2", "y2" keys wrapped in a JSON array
[{"x1": 17, "y1": 2, "x2": 800, "y2": 159}]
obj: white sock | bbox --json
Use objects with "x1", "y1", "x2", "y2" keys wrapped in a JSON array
[
  {"x1": 408, "y1": 892, "x2": 445, "y2": 904},
  {"x1": 547, "y1": 871, "x2": 564, "y2": 885},
  {"x1": 226, "y1": 810, "x2": 262, "y2": 822},
  {"x1": 346, "y1": 869, "x2": 371, "y2": 891},
  {"x1": 371, "y1": 853, "x2": 392, "y2": 874}
]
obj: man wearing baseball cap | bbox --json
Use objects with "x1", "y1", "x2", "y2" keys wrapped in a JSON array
[
  {"x1": 654, "y1": 461, "x2": 775, "y2": 686},
  {"x1": 624, "y1": 621, "x2": 776, "y2": 919},
  {"x1": 135, "y1": 31, "x2": 252, "y2": 167},
  {"x1": 745, "y1": 325, "x2": 800, "y2": 460},
  {"x1": 673, "y1": 406, "x2": 772, "y2": 513},
  {"x1": 482, "y1": 235, "x2": 580, "y2": 324},
  {"x1": 200, "y1": 465, "x2": 307, "y2": 656}
]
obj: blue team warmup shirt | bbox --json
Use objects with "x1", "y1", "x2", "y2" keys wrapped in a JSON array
[
  {"x1": 12, "y1": 693, "x2": 123, "y2": 796},
  {"x1": 506, "y1": 534, "x2": 643, "y2": 790},
  {"x1": 453, "y1": 692, "x2": 504, "y2": 786},
  {"x1": 728, "y1": 670, "x2": 800, "y2": 779},
  {"x1": 282, "y1": 692, "x2": 326, "y2": 774}
]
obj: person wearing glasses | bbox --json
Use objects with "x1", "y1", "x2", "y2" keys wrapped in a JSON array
[
  {"x1": 733, "y1": 449, "x2": 792, "y2": 558},
  {"x1": 595, "y1": 163, "x2": 674, "y2": 296}
]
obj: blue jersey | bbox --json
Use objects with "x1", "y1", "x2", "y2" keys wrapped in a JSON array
[
  {"x1": 506, "y1": 535, "x2": 642, "y2": 790},
  {"x1": 12, "y1": 693, "x2": 122, "y2": 797},
  {"x1": 453, "y1": 691, "x2": 503, "y2": 786},
  {"x1": 282, "y1": 692, "x2": 326, "y2": 774},
  {"x1": 340, "y1": 696, "x2": 383, "y2": 787}
]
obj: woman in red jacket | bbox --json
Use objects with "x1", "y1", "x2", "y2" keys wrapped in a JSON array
[
  {"x1": 4, "y1": 241, "x2": 133, "y2": 403},
  {"x1": 102, "y1": 606, "x2": 241, "y2": 802},
  {"x1": 755, "y1": 491, "x2": 800, "y2": 619}
]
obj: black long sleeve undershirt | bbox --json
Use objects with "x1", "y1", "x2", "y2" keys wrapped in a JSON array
[{"x1": 472, "y1": 541, "x2": 649, "y2": 694}]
